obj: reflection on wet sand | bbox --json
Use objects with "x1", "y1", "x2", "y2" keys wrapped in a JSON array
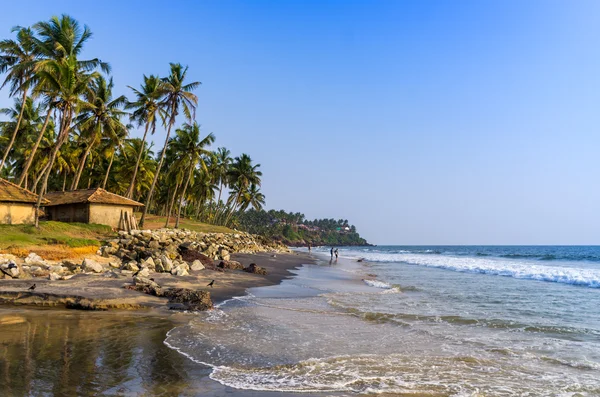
[{"x1": 0, "y1": 309, "x2": 207, "y2": 396}]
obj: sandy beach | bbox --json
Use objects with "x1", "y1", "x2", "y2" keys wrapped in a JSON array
[{"x1": 0, "y1": 251, "x2": 317, "y2": 396}]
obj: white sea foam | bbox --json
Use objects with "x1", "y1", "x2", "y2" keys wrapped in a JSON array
[
  {"x1": 362, "y1": 279, "x2": 393, "y2": 289},
  {"x1": 352, "y1": 252, "x2": 600, "y2": 288}
]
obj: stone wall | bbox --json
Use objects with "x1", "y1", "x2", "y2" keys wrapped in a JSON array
[{"x1": 98, "y1": 228, "x2": 289, "y2": 274}]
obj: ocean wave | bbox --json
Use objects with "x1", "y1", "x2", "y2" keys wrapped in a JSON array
[
  {"x1": 355, "y1": 253, "x2": 600, "y2": 288},
  {"x1": 362, "y1": 279, "x2": 393, "y2": 289}
]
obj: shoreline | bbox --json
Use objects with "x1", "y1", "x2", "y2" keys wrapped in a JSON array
[{"x1": 0, "y1": 251, "x2": 314, "y2": 312}]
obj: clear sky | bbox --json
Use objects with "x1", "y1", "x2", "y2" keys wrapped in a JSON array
[{"x1": 1, "y1": 1, "x2": 600, "y2": 245}]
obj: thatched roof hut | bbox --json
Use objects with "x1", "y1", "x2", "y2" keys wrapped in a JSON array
[
  {"x1": 44, "y1": 188, "x2": 143, "y2": 229},
  {"x1": 0, "y1": 178, "x2": 47, "y2": 224}
]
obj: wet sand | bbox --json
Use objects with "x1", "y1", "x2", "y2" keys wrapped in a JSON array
[{"x1": 0, "y1": 252, "x2": 320, "y2": 396}]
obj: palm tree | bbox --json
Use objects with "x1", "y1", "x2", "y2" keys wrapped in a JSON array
[
  {"x1": 0, "y1": 97, "x2": 45, "y2": 181},
  {"x1": 70, "y1": 75, "x2": 127, "y2": 190},
  {"x1": 169, "y1": 123, "x2": 215, "y2": 228},
  {"x1": 100, "y1": 122, "x2": 128, "y2": 189},
  {"x1": 139, "y1": 63, "x2": 200, "y2": 228},
  {"x1": 223, "y1": 154, "x2": 262, "y2": 226},
  {"x1": 240, "y1": 183, "x2": 265, "y2": 211},
  {"x1": 32, "y1": 15, "x2": 105, "y2": 226},
  {"x1": 0, "y1": 27, "x2": 39, "y2": 170},
  {"x1": 115, "y1": 138, "x2": 156, "y2": 197},
  {"x1": 212, "y1": 147, "x2": 231, "y2": 206},
  {"x1": 125, "y1": 74, "x2": 163, "y2": 199}
]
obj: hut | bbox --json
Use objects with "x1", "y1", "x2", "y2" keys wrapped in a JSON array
[
  {"x1": 44, "y1": 188, "x2": 143, "y2": 230},
  {"x1": 0, "y1": 178, "x2": 47, "y2": 224}
]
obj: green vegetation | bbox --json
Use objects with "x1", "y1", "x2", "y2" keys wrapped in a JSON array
[
  {"x1": 237, "y1": 209, "x2": 369, "y2": 246},
  {"x1": 137, "y1": 214, "x2": 234, "y2": 234},
  {"x1": 0, "y1": 14, "x2": 264, "y2": 230},
  {"x1": 0, "y1": 221, "x2": 113, "y2": 249}
]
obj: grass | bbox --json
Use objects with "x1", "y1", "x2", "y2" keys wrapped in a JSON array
[
  {"x1": 138, "y1": 213, "x2": 235, "y2": 234},
  {"x1": 0, "y1": 216, "x2": 234, "y2": 260},
  {"x1": 0, "y1": 221, "x2": 115, "y2": 260}
]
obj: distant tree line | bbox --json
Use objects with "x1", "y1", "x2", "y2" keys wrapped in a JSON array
[{"x1": 237, "y1": 209, "x2": 368, "y2": 246}]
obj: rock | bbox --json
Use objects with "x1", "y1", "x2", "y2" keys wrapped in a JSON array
[
  {"x1": 82, "y1": 258, "x2": 103, "y2": 273},
  {"x1": 24, "y1": 253, "x2": 46, "y2": 266},
  {"x1": 219, "y1": 248, "x2": 230, "y2": 261},
  {"x1": 163, "y1": 288, "x2": 213, "y2": 311},
  {"x1": 140, "y1": 257, "x2": 155, "y2": 270},
  {"x1": 122, "y1": 262, "x2": 139, "y2": 272},
  {"x1": 108, "y1": 261, "x2": 121, "y2": 269},
  {"x1": 218, "y1": 260, "x2": 244, "y2": 271},
  {"x1": 191, "y1": 260, "x2": 205, "y2": 271},
  {"x1": 125, "y1": 276, "x2": 163, "y2": 296},
  {"x1": 61, "y1": 274, "x2": 75, "y2": 280},
  {"x1": 49, "y1": 265, "x2": 64, "y2": 274},
  {"x1": 172, "y1": 265, "x2": 189, "y2": 277},
  {"x1": 48, "y1": 272, "x2": 61, "y2": 281},
  {"x1": 160, "y1": 255, "x2": 173, "y2": 272},
  {"x1": 137, "y1": 267, "x2": 150, "y2": 278},
  {"x1": 244, "y1": 263, "x2": 268, "y2": 275}
]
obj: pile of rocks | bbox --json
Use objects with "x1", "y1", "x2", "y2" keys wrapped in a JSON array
[{"x1": 98, "y1": 228, "x2": 287, "y2": 275}]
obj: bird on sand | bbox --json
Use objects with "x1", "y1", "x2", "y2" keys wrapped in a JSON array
[
  {"x1": 207, "y1": 280, "x2": 215, "y2": 288},
  {"x1": 28, "y1": 284, "x2": 36, "y2": 291}
]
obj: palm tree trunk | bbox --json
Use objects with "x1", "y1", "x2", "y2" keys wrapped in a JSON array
[
  {"x1": 175, "y1": 164, "x2": 194, "y2": 228},
  {"x1": 18, "y1": 108, "x2": 52, "y2": 187},
  {"x1": 0, "y1": 88, "x2": 28, "y2": 170},
  {"x1": 32, "y1": 161, "x2": 51, "y2": 193},
  {"x1": 165, "y1": 181, "x2": 180, "y2": 228},
  {"x1": 35, "y1": 111, "x2": 72, "y2": 228},
  {"x1": 223, "y1": 190, "x2": 242, "y2": 226},
  {"x1": 126, "y1": 122, "x2": 150, "y2": 198},
  {"x1": 71, "y1": 144, "x2": 92, "y2": 190},
  {"x1": 62, "y1": 171, "x2": 67, "y2": 191},
  {"x1": 140, "y1": 117, "x2": 175, "y2": 228},
  {"x1": 102, "y1": 150, "x2": 115, "y2": 189}
]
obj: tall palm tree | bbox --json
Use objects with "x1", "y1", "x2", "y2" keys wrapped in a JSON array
[
  {"x1": 100, "y1": 122, "x2": 128, "y2": 189},
  {"x1": 125, "y1": 74, "x2": 163, "y2": 199},
  {"x1": 115, "y1": 138, "x2": 156, "y2": 197},
  {"x1": 224, "y1": 154, "x2": 262, "y2": 226},
  {"x1": 240, "y1": 183, "x2": 265, "y2": 211},
  {"x1": 213, "y1": 147, "x2": 231, "y2": 206},
  {"x1": 0, "y1": 27, "x2": 39, "y2": 170},
  {"x1": 70, "y1": 75, "x2": 127, "y2": 190},
  {"x1": 169, "y1": 122, "x2": 215, "y2": 228},
  {"x1": 139, "y1": 63, "x2": 200, "y2": 228}
]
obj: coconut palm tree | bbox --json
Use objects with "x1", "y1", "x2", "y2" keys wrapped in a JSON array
[
  {"x1": 139, "y1": 63, "x2": 200, "y2": 228},
  {"x1": 240, "y1": 183, "x2": 265, "y2": 211},
  {"x1": 0, "y1": 27, "x2": 39, "y2": 170},
  {"x1": 70, "y1": 75, "x2": 127, "y2": 190},
  {"x1": 212, "y1": 146, "x2": 231, "y2": 206},
  {"x1": 115, "y1": 138, "x2": 156, "y2": 197},
  {"x1": 32, "y1": 15, "x2": 106, "y2": 226},
  {"x1": 169, "y1": 122, "x2": 215, "y2": 228},
  {"x1": 125, "y1": 74, "x2": 164, "y2": 198},
  {"x1": 223, "y1": 154, "x2": 262, "y2": 226},
  {"x1": 0, "y1": 97, "x2": 45, "y2": 181}
]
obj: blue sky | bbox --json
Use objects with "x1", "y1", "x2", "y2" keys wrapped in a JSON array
[{"x1": 1, "y1": 1, "x2": 600, "y2": 244}]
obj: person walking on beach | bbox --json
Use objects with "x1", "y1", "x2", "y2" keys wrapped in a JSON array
[
  {"x1": 308, "y1": 243, "x2": 311, "y2": 253},
  {"x1": 330, "y1": 247, "x2": 334, "y2": 258},
  {"x1": 334, "y1": 248, "x2": 339, "y2": 260}
]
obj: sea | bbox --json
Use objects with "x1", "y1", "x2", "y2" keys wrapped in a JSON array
[{"x1": 164, "y1": 245, "x2": 600, "y2": 396}]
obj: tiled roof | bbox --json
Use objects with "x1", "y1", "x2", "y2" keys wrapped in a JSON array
[
  {"x1": 44, "y1": 188, "x2": 144, "y2": 207},
  {"x1": 0, "y1": 178, "x2": 47, "y2": 204}
]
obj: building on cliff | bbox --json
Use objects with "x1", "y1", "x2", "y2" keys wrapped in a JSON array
[
  {"x1": 44, "y1": 188, "x2": 143, "y2": 230},
  {"x1": 0, "y1": 178, "x2": 48, "y2": 224}
]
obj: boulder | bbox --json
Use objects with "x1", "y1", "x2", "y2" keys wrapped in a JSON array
[
  {"x1": 82, "y1": 258, "x2": 103, "y2": 273},
  {"x1": 122, "y1": 262, "x2": 140, "y2": 272},
  {"x1": 172, "y1": 265, "x2": 189, "y2": 277},
  {"x1": 137, "y1": 267, "x2": 150, "y2": 278},
  {"x1": 191, "y1": 260, "x2": 205, "y2": 271},
  {"x1": 218, "y1": 260, "x2": 244, "y2": 271},
  {"x1": 219, "y1": 248, "x2": 231, "y2": 261},
  {"x1": 244, "y1": 263, "x2": 268, "y2": 275},
  {"x1": 24, "y1": 253, "x2": 46, "y2": 266},
  {"x1": 163, "y1": 288, "x2": 213, "y2": 311},
  {"x1": 140, "y1": 257, "x2": 156, "y2": 270},
  {"x1": 48, "y1": 272, "x2": 61, "y2": 281},
  {"x1": 160, "y1": 255, "x2": 173, "y2": 272}
]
